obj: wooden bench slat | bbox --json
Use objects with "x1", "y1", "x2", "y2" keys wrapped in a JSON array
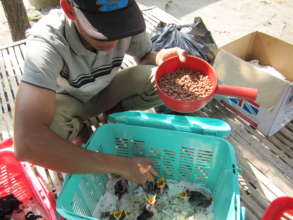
[
  {"x1": 13, "y1": 45, "x2": 25, "y2": 75},
  {"x1": 268, "y1": 135, "x2": 293, "y2": 159},
  {"x1": 8, "y1": 47, "x2": 22, "y2": 84},
  {"x1": 198, "y1": 101, "x2": 293, "y2": 195},
  {"x1": 237, "y1": 153, "x2": 285, "y2": 200},
  {"x1": 208, "y1": 101, "x2": 293, "y2": 169},
  {"x1": 0, "y1": 51, "x2": 14, "y2": 139},
  {"x1": 6, "y1": 48, "x2": 21, "y2": 102},
  {"x1": 1, "y1": 49, "x2": 17, "y2": 106}
]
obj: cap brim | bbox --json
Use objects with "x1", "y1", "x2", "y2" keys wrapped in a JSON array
[{"x1": 74, "y1": 1, "x2": 146, "y2": 41}]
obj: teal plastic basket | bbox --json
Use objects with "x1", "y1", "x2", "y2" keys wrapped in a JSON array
[{"x1": 57, "y1": 112, "x2": 244, "y2": 220}]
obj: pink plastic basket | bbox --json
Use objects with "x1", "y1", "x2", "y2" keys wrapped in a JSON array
[
  {"x1": 0, "y1": 138, "x2": 59, "y2": 220},
  {"x1": 262, "y1": 197, "x2": 293, "y2": 220}
]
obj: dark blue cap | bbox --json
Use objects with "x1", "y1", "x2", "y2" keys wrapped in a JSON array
[{"x1": 71, "y1": 0, "x2": 146, "y2": 41}]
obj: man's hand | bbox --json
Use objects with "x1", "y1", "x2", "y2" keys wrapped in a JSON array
[
  {"x1": 136, "y1": 47, "x2": 187, "y2": 66},
  {"x1": 155, "y1": 47, "x2": 187, "y2": 65},
  {"x1": 119, "y1": 157, "x2": 158, "y2": 184}
]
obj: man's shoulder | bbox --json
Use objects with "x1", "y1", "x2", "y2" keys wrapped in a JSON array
[{"x1": 27, "y1": 9, "x2": 66, "y2": 42}]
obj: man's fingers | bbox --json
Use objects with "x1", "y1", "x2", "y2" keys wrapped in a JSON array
[
  {"x1": 149, "y1": 167, "x2": 158, "y2": 177},
  {"x1": 178, "y1": 49, "x2": 187, "y2": 62},
  {"x1": 146, "y1": 172, "x2": 154, "y2": 182}
]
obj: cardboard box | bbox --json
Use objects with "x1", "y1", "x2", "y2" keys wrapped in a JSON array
[{"x1": 213, "y1": 31, "x2": 293, "y2": 136}]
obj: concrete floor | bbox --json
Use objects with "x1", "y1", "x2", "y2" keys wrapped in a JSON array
[
  {"x1": 137, "y1": 0, "x2": 293, "y2": 47},
  {"x1": 1, "y1": 0, "x2": 292, "y2": 47}
]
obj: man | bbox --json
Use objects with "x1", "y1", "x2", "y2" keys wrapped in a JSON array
[{"x1": 14, "y1": 0, "x2": 187, "y2": 184}]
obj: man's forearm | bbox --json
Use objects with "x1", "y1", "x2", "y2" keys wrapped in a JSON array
[
  {"x1": 138, "y1": 48, "x2": 187, "y2": 66},
  {"x1": 15, "y1": 125, "x2": 127, "y2": 174}
]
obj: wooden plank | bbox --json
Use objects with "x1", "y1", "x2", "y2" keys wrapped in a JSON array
[
  {"x1": 209, "y1": 100, "x2": 293, "y2": 169},
  {"x1": 8, "y1": 46, "x2": 22, "y2": 86},
  {"x1": 209, "y1": 100, "x2": 293, "y2": 168},
  {"x1": 286, "y1": 122, "x2": 293, "y2": 132},
  {"x1": 241, "y1": 192, "x2": 266, "y2": 219},
  {"x1": 20, "y1": 44, "x2": 26, "y2": 60},
  {"x1": 274, "y1": 132, "x2": 293, "y2": 150},
  {"x1": 0, "y1": 52, "x2": 14, "y2": 139},
  {"x1": 229, "y1": 129, "x2": 293, "y2": 194},
  {"x1": 0, "y1": 39, "x2": 26, "y2": 50},
  {"x1": 236, "y1": 151, "x2": 284, "y2": 201},
  {"x1": 1, "y1": 49, "x2": 17, "y2": 104},
  {"x1": 33, "y1": 166, "x2": 51, "y2": 189},
  {"x1": 12, "y1": 44, "x2": 25, "y2": 75},
  {"x1": 0, "y1": 58, "x2": 12, "y2": 141},
  {"x1": 279, "y1": 126, "x2": 293, "y2": 142},
  {"x1": 6, "y1": 47, "x2": 21, "y2": 102},
  {"x1": 47, "y1": 169, "x2": 63, "y2": 196},
  {"x1": 33, "y1": 166, "x2": 66, "y2": 199},
  {"x1": 148, "y1": 7, "x2": 182, "y2": 24},
  {"x1": 229, "y1": 138, "x2": 274, "y2": 207},
  {"x1": 143, "y1": 7, "x2": 182, "y2": 38},
  {"x1": 244, "y1": 128, "x2": 293, "y2": 167},
  {"x1": 243, "y1": 206, "x2": 258, "y2": 220},
  {"x1": 247, "y1": 160, "x2": 285, "y2": 198},
  {"x1": 2, "y1": 48, "x2": 18, "y2": 100},
  {"x1": 199, "y1": 101, "x2": 293, "y2": 194},
  {"x1": 268, "y1": 135, "x2": 293, "y2": 159}
]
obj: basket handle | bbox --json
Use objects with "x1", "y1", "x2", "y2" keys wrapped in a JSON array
[
  {"x1": 108, "y1": 112, "x2": 231, "y2": 137},
  {"x1": 0, "y1": 138, "x2": 13, "y2": 149},
  {"x1": 240, "y1": 206, "x2": 246, "y2": 220}
]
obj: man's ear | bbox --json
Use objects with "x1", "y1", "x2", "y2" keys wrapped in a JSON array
[{"x1": 60, "y1": 0, "x2": 76, "y2": 20}]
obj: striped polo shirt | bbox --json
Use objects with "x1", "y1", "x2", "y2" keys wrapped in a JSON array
[{"x1": 22, "y1": 9, "x2": 152, "y2": 102}]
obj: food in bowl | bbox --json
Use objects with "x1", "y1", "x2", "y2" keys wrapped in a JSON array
[{"x1": 158, "y1": 68, "x2": 213, "y2": 101}]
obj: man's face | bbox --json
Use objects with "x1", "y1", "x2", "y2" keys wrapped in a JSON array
[{"x1": 74, "y1": 19, "x2": 119, "y2": 51}]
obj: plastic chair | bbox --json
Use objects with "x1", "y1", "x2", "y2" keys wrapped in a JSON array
[{"x1": 0, "y1": 138, "x2": 60, "y2": 220}]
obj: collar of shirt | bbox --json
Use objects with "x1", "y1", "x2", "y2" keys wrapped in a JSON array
[{"x1": 64, "y1": 18, "x2": 94, "y2": 56}]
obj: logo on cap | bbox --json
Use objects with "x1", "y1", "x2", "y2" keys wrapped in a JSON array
[{"x1": 96, "y1": 0, "x2": 128, "y2": 12}]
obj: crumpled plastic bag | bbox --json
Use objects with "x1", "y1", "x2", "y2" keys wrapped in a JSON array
[{"x1": 151, "y1": 17, "x2": 218, "y2": 64}]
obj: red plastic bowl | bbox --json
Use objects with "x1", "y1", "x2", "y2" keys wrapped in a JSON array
[{"x1": 155, "y1": 56, "x2": 257, "y2": 113}]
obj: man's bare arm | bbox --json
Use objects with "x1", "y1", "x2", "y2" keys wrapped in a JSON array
[
  {"x1": 14, "y1": 82, "x2": 157, "y2": 183},
  {"x1": 135, "y1": 47, "x2": 187, "y2": 66}
]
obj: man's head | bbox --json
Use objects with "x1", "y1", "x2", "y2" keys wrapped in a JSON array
[{"x1": 60, "y1": 0, "x2": 146, "y2": 51}]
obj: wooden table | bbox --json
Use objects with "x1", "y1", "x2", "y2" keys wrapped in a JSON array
[{"x1": 0, "y1": 6, "x2": 292, "y2": 220}]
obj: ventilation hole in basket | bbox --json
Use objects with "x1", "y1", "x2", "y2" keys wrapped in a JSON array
[
  {"x1": 181, "y1": 146, "x2": 195, "y2": 153},
  {"x1": 147, "y1": 147, "x2": 161, "y2": 158},
  {"x1": 161, "y1": 164, "x2": 175, "y2": 177},
  {"x1": 194, "y1": 166, "x2": 209, "y2": 182},
  {"x1": 115, "y1": 138, "x2": 129, "y2": 156},
  {"x1": 180, "y1": 154, "x2": 194, "y2": 160},
  {"x1": 152, "y1": 159, "x2": 161, "y2": 171},
  {"x1": 133, "y1": 140, "x2": 144, "y2": 156},
  {"x1": 180, "y1": 147, "x2": 194, "y2": 169},
  {"x1": 72, "y1": 193, "x2": 91, "y2": 216},
  {"x1": 115, "y1": 139, "x2": 129, "y2": 147},
  {"x1": 163, "y1": 162, "x2": 176, "y2": 174},
  {"x1": 283, "y1": 212, "x2": 293, "y2": 219},
  {"x1": 163, "y1": 150, "x2": 176, "y2": 162},
  {"x1": 179, "y1": 166, "x2": 192, "y2": 173},
  {"x1": 179, "y1": 167, "x2": 192, "y2": 180},
  {"x1": 197, "y1": 150, "x2": 213, "y2": 163},
  {"x1": 80, "y1": 179, "x2": 95, "y2": 204}
]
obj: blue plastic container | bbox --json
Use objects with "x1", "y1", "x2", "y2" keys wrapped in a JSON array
[{"x1": 57, "y1": 112, "x2": 244, "y2": 220}]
